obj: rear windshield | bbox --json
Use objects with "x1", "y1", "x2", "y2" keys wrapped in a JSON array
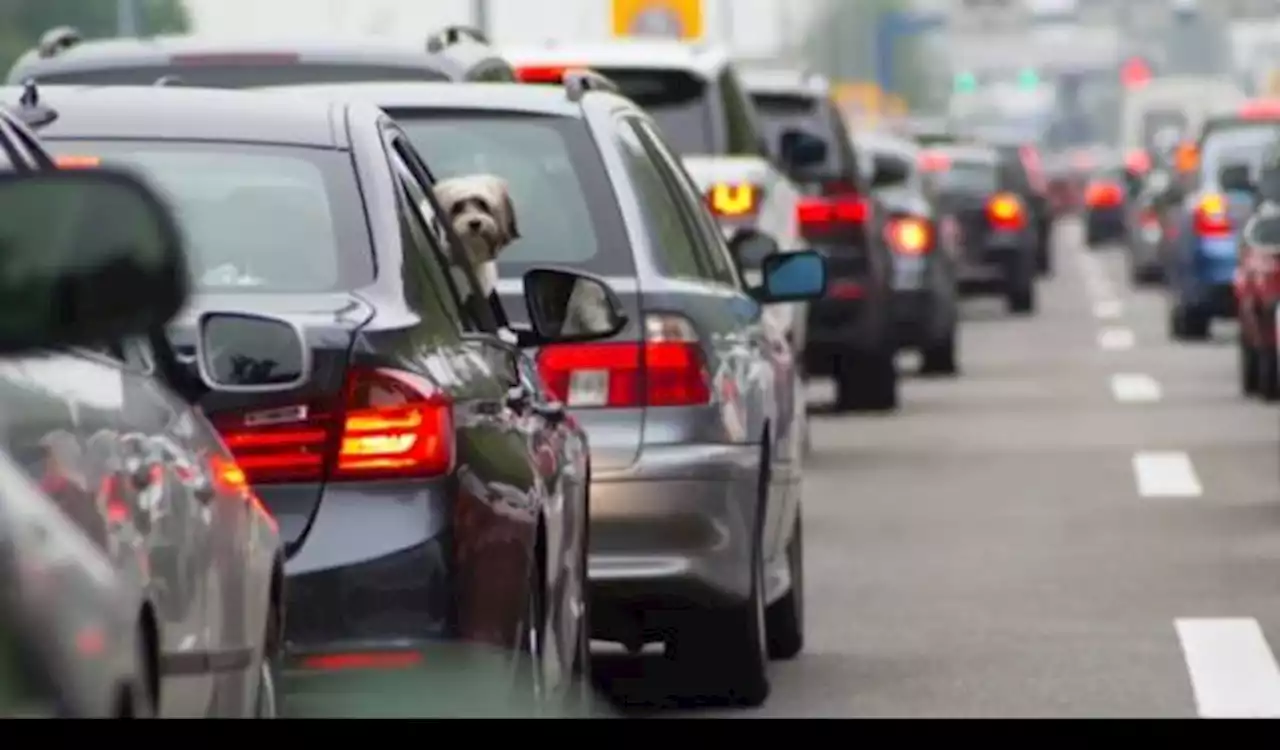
[
  {"x1": 929, "y1": 160, "x2": 998, "y2": 194},
  {"x1": 21, "y1": 62, "x2": 449, "y2": 87},
  {"x1": 1200, "y1": 122, "x2": 1280, "y2": 182},
  {"x1": 593, "y1": 68, "x2": 712, "y2": 155},
  {"x1": 750, "y1": 92, "x2": 818, "y2": 117},
  {"x1": 394, "y1": 111, "x2": 632, "y2": 277},
  {"x1": 45, "y1": 139, "x2": 372, "y2": 291}
]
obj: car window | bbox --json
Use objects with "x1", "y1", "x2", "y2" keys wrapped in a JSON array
[
  {"x1": 46, "y1": 139, "x2": 371, "y2": 292},
  {"x1": 390, "y1": 183, "x2": 471, "y2": 346},
  {"x1": 630, "y1": 118, "x2": 739, "y2": 287},
  {"x1": 594, "y1": 67, "x2": 714, "y2": 154},
  {"x1": 929, "y1": 160, "x2": 999, "y2": 194},
  {"x1": 26, "y1": 63, "x2": 451, "y2": 87},
  {"x1": 396, "y1": 111, "x2": 634, "y2": 278},
  {"x1": 613, "y1": 120, "x2": 705, "y2": 279},
  {"x1": 1199, "y1": 123, "x2": 1280, "y2": 186},
  {"x1": 718, "y1": 67, "x2": 766, "y2": 158}
]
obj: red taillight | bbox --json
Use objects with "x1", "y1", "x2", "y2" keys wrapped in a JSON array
[
  {"x1": 918, "y1": 150, "x2": 950, "y2": 172},
  {"x1": 300, "y1": 650, "x2": 423, "y2": 672},
  {"x1": 796, "y1": 195, "x2": 869, "y2": 231},
  {"x1": 1239, "y1": 99, "x2": 1280, "y2": 120},
  {"x1": 536, "y1": 314, "x2": 710, "y2": 408},
  {"x1": 1194, "y1": 193, "x2": 1231, "y2": 238},
  {"x1": 211, "y1": 367, "x2": 454, "y2": 485},
  {"x1": 1085, "y1": 180, "x2": 1123, "y2": 208},
  {"x1": 986, "y1": 192, "x2": 1025, "y2": 231},
  {"x1": 515, "y1": 65, "x2": 575, "y2": 83},
  {"x1": 885, "y1": 216, "x2": 932, "y2": 255}
]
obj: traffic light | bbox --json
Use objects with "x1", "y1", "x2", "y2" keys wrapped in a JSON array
[
  {"x1": 1016, "y1": 68, "x2": 1039, "y2": 89},
  {"x1": 954, "y1": 71, "x2": 977, "y2": 93},
  {"x1": 1120, "y1": 56, "x2": 1151, "y2": 88}
]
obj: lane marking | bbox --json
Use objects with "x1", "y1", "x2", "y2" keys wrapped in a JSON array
[
  {"x1": 1132, "y1": 451, "x2": 1203, "y2": 498},
  {"x1": 1093, "y1": 300, "x2": 1123, "y2": 319},
  {"x1": 1098, "y1": 327, "x2": 1136, "y2": 351},
  {"x1": 1176, "y1": 618, "x2": 1280, "y2": 718},
  {"x1": 1110, "y1": 373, "x2": 1162, "y2": 403}
]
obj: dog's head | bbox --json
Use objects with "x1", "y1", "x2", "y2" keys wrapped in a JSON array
[{"x1": 433, "y1": 174, "x2": 520, "y2": 264}]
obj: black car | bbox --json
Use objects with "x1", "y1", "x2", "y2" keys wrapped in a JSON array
[
  {"x1": 5, "y1": 25, "x2": 515, "y2": 87},
  {"x1": 919, "y1": 145, "x2": 1039, "y2": 314},
  {"x1": 988, "y1": 141, "x2": 1053, "y2": 275},
  {"x1": 854, "y1": 131, "x2": 960, "y2": 375},
  {"x1": 0, "y1": 101, "x2": 298, "y2": 718},
  {"x1": 8, "y1": 83, "x2": 613, "y2": 710},
  {"x1": 1082, "y1": 161, "x2": 1133, "y2": 247},
  {"x1": 740, "y1": 66, "x2": 898, "y2": 411}
]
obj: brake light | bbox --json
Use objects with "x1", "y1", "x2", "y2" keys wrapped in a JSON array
[
  {"x1": 535, "y1": 313, "x2": 710, "y2": 408},
  {"x1": 918, "y1": 151, "x2": 950, "y2": 171},
  {"x1": 1018, "y1": 146, "x2": 1048, "y2": 192},
  {"x1": 796, "y1": 194, "x2": 869, "y2": 230},
  {"x1": 1194, "y1": 193, "x2": 1231, "y2": 238},
  {"x1": 986, "y1": 192, "x2": 1025, "y2": 231},
  {"x1": 886, "y1": 217, "x2": 932, "y2": 255},
  {"x1": 707, "y1": 182, "x2": 758, "y2": 217},
  {"x1": 55, "y1": 155, "x2": 100, "y2": 169},
  {"x1": 1085, "y1": 180, "x2": 1123, "y2": 208},
  {"x1": 211, "y1": 367, "x2": 454, "y2": 485},
  {"x1": 1239, "y1": 99, "x2": 1280, "y2": 119},
  {"x1": 515, "y1": 65, "x2": 575, "y2": 83},
  {"x1": 1125, "y1": 149, "x2": 1151, "y2": 174}
]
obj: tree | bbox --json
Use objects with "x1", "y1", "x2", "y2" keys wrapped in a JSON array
[
  {"x1": 795, "y1": 0, "x2": 940, "y2": 111},
  {"x1": 0, "y1": 0, "x2": 190, "y2": 74}
]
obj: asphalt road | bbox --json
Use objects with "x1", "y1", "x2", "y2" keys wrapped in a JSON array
[{"x1": 589, "y1": 219, "x2": 1280, "y2": 718}]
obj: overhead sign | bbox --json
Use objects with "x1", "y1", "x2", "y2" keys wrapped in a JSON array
[{"x1": 612, "y1": 0, "x2": 702, "y2": 39}]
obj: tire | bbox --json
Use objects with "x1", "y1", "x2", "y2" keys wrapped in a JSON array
[
  {"x1": 514, "y1": 560, "x2": 551, "y2": 716},
  {"x1": 667, "y1": 447, "x2": 771, "y2": 708},
  {"x1": 834, "y1": 350, "x2": 898, "y2": 412},
  {"x1": 118, "y1": 627, "x2": 156, "y2": 718},
  {"x1": 1259, "y1": 346, "x2": 1280, "y2": 402},
  {"x1": 1172, "y1": 303, "x2": 1211, "y2": 341},
  {"x1": 568, "y1": 477, "x2": 594, "y2": 716},
  {"x1": 1240, "y1": 338, "x2": 1260, "y2": 396},
  {"x1": 253, "y1": 606, "x2": 282, "y2": 718},
  {"x1": 1006, "y1": 275, "x2": 1035, "y2": 315},
  {"x1": 919, "y1": 329, "x2": 959, "y2": 376},
  {"x1": 766, "y1": 512, "x2": 804, "y2": 661}
]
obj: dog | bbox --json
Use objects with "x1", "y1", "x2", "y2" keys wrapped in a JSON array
[{"x1": 433, "y1": 174, "x2": 520, "y2": 301}]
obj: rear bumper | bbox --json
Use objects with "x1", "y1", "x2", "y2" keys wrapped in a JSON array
[
  {"x1": 891, "y1": 287, "x2": 952, "y2": 348},
  {"x1": 587, "y1": 443, "x2": 761, "y2": 637},
  {"x1": 956, "y1": 232, "x2": 1034, "y2": 291},
  {"x1": 1085, "y1": 207, "x2": 1126, "y2": 239}
]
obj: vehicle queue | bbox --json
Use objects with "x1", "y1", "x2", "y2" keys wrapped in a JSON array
[{"x1": 0, "y1": 25, "x2": 1058, "y2": 717}]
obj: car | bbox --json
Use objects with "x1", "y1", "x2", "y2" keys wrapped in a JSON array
[
  {"x1": 987, "y1": 141, "x2": 1054, "y2": 275},
  {"x1": 1163, "y1": 103, "x2": 1280, "y2": 341},
  {"x1": 853, "y1": 131, "x2": 960, "y2": 375},
  {"x1": 5, "y1": 24, "x2": 516, "y2": 87},
  {"x1": 918, "y1": 145, "x2": 1039, "y2": 315},
  {"x1": 500, "y1": 42, "x2": 893, "y2": 412},
  {"x1": 0, "y1": 102, "x2": 284, "y2": 718},
  {"x1": 736, "y1": 65, "x2": 899, "y2": 411},
  {"x1": 1124, "y1": 167, "x2": 1173, "y2": 286},
  {"x1": 1233, "y1": 144, "x2": 1280, "y2": 399},
  {"x1": 1082, "y1": 160, "x2": 1133, "y2": 247},
  {"x1": 6, "y1": 82, "x2": 617, "y2": 711},
  {"x1": 262, "y1": 76, "x2": 828, "y2": 707}
]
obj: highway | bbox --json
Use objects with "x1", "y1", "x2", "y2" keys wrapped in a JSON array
[{"x1": 589, "y1": 219, "x2": 1280, "y2": 718}]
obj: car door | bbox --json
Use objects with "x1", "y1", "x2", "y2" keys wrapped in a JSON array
[{"x1": 380, "y1": 126, "x2": 547, "y2": 656}]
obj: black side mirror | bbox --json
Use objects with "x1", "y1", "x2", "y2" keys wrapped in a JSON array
[
  {"x1": 778, "y1": 128, "x2": 828, "y2": 170},
  {"x1": 0, "y1": 168, "x2": 187, "y2": 355},
  {"x1": 196, "y1": 312, "x2": 310, "y2": 392},
  {"x1": 1219, "y1": 164, "x2": 1255, "y2": 194},
  {"x1": 522, "y1": 267, "x2": 627, "y2": 345},
  {"x1": 871, "y1": 157, "x2": 910, "y2": 190}
]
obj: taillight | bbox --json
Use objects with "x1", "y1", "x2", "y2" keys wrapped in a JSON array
[
  {"x1": 885, "y1": 216, "x2": 932, "y2": 255},
  {"x1": 796, "y1": 194, "x2": 869, "y2": 232},
  {"x1": 1194, "y1": 193, "x2": 1231, "y2": 238},
  {"x1": 211, "y1": 367, "x2": 454, "y2": 485},
  {"x1": 1085, "y1": 180, "x2": 1123, "y2": 208},
  {"x1": 707, "y1": 182, "x2": 759, "y2": 218},
  {"x1": 515, "y1": 65, "x2": 575, "y2": 83},
  {"x1": 536, "y1": 313, "x2": 711, "y2": 408},
  {"x1": 986, "y1": 192, "x2": 1025, "y2": 231}
]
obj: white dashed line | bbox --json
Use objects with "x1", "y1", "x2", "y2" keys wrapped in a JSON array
[
  {"x1": 1093, "y1": 300, "x2": 1123, "y2": 319},
  {"x1": 1110, "y1": 373, "x2": 1162, "y2": 403},
  {"x1": 1132, "y1": 451, "x2": 1203, "y2": 498},
  {"x1": 1176, "y1": 618, "x2": 1280, "y2": 718},
  {"x1": 1098, "y1": 327, "x2": 1136, "y2": 351}
]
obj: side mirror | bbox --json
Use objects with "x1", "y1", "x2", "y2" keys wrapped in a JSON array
[
  {"x1": 778, "y1": 128, "x2": 828, "y2": 170},
  {"x1": 0, "y1": 168, "x2": 187, "y2": 355},
  {"x1": 522, "y1": 268, "x2": 627, "y2": 345},
  {"x1": 753, "y1": 250, "x2": 827, "y2": 304},
  {"x1": 871, "y1": 158, "x2": 910, "y2": 190},
  {"x1": 1219, "y1": 164, "x2": 1255, "y2": 194},
  {"x1": 726, "y1": 226, "x2": 780, "y2": 276},
  {"x1": 195, "y1": 312, "x2": 310, "y2": 393}
]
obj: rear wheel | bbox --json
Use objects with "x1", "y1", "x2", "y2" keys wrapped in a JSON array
[
  {"x1": 919, "y1": 328, "x2": 959, "y2": 376},
  {"x1": 1240, "y1": 337, "x2": 1260, "y2": 396},
  {"x1": 1006, "y1": 276, "x2": 1035, "y2": 315},
  {"x1": 1259, "y1": 345, "x2": 1280, "y2": 402},
  {"x1": 118, "y1": 627, "x2": 156, "y2": 718},
  {"x1": 766, "y1": 512, "x2": 805, "y2": 661},
  {"x1": 834, "y1": 350, "x2": 898, "y2": 412},
  {"x1": 253, "y1": 606, "x2": 282, "y2": 718},
  {"x1": 1171, "y1": 303, "x2": 1210, "y2": 341}
]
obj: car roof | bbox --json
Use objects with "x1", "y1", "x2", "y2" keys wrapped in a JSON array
[
  {"x1": 0, "y1": 84, "x2": 346, "y2": 147},
  {"x1": 738, "y1": 67, "x2": 829, "y2": 97},
  {"x1": 501, "y1": 40, "x2": 731, "y2": 78},
  {"x1": 854, "y1": 131, "x2": 919, "y2": 158},
  {"x1": 922, "y1": 144, "x2": 998, "y2": 163},
  {"x1": 8, "y1": 34, "x2": 494, "y2": 81},
  {"x1": 264, "y1": 81, "x2": 597, "y2": 118}
]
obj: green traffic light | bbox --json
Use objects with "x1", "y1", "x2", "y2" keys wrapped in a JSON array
[
  {"x1": 1017, "y1": 68, "x2": 1039, "y2": 88},
  {"x1": 954, "y1": 72, "x2": 977, "y2": 92}
]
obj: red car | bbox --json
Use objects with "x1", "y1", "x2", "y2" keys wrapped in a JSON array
[{"x1": 1234, "y1": 210, "x2": 1280, "y2": 400}]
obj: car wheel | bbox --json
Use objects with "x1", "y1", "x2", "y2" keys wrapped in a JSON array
[
  {"x1": 1177, "y1": 303, "x2": 1211, "y2": 341},
  {"x1": 667, "y1": 447, "x2": 771, "y2": 707},
  {"x1": 514, "y1": 562, "x2": 552, "y2": 715},
  {"x1": 568, "y1": 477, "x2": 594, "y2": 715},
  {"x1": 118, "y1": 627, "x2": 156, "y2": 718},
  {"x1": 919, "y1": 328, "x2": 959, "y2": 376},
  {"x1": 835, "y1": 350, "x2": 898, "y2": 412},
  {"x1": 253, "y1": 606, "x2": 282, "y2": 718},
  {"x1": 1259, "y1": 345, "x2": 1280, "y2": 402},
  {"x1": 766, "y1": 511, "x2": 804, "y2": 661},
  {"x1": 1240, "y1": 337, "x2": 1260, "y2": 396},
  {"x1": 1006, "y1": 276, "x2": 1035, "y2": 315}
]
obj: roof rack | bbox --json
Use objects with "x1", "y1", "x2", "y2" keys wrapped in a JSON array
[
  {"x1": 564, "y1": 68, "x2": 618, "y2": 103},
  {"x1": 425, "y1": 25, "x2": 489, "y2": 54},
  {"x1": 37, "y1": 26, "x2": 82, "y2": 58},
  {"x1": 13, "y1": 79, "x2": 58, "y2": 129}
]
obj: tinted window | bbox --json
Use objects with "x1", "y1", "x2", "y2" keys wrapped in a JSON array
[
  {"x1": 392, "y1": 189, "x2": 470, "y2": 346},
  {"x1": 28, "y1": 63, "x2": 449, "y2": 87},
  {"x1": 929, "y1": 160, "x2": 998, "y2": 194},
  {"x1": 1250, "y1": 214, "x2": 1280, "y2": 245},
  {"x1": 614, "y1": 121, "x2": 703, "y2": 279},
  {"x1": 718, "y1": 68, "x2": 765, "y2": 157},
  {"x1": 594, "y1": 68, "x2": 713, "y2": 155},
  {"x1": 1200, "y1": 123, "x2": 1280, "y2": 183},
  {"x1": 750, "y1": 91, "x2": 844, "y2": 175},
  {"x1": 395, "y1": 112, "x2": 632, "y2": 277},
  {"x1": 47, "y1": 140, "x2": 372, "y2": 292},
  {"x1": 750, "y1": 92, "x2": 818, "y2": 117}
]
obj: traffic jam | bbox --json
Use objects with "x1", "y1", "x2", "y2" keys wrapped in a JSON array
[{"x1": 1, "y1": 16, "x2": 1280, "y2": 719}]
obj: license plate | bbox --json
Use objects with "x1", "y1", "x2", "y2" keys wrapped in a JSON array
[{"x1": 893, "y1": 255, "x2": 925, "y2": 287}]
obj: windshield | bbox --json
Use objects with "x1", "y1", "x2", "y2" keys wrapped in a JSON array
[
  {"x1": 46, "y1": 140, "x2": 372, "y2": 291},
  {"x1": 25, "y1": 63, "x2": 450, "y2": 87},
  {"x1": 1201, "y1": 123, "x2": 1280, "y2": 183},
  {"x1": 594, "y1": 68, "x2": 713, "y2": 154},
  {"x1": 928, "y1": 160, "x2": 998, "y2": 194},
  {"x1": 396, "y1": 113, "x2": 629, "y2": 277}
]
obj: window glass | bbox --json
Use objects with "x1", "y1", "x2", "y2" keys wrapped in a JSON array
[{"x1": 613, "y1": 122, "x2": 704, "y2": 279}]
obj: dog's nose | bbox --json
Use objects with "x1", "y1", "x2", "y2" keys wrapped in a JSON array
[{"x1": 468, "y1": 218, "x2": 484, "y2": 231}]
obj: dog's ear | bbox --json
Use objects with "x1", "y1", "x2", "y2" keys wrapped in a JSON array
[
  {"x1": 432, "y1": 179, "x2": 462, "y2": 213},
  {"x1": 501, "y1": 191, "x2": 520, "y2": 240}
]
